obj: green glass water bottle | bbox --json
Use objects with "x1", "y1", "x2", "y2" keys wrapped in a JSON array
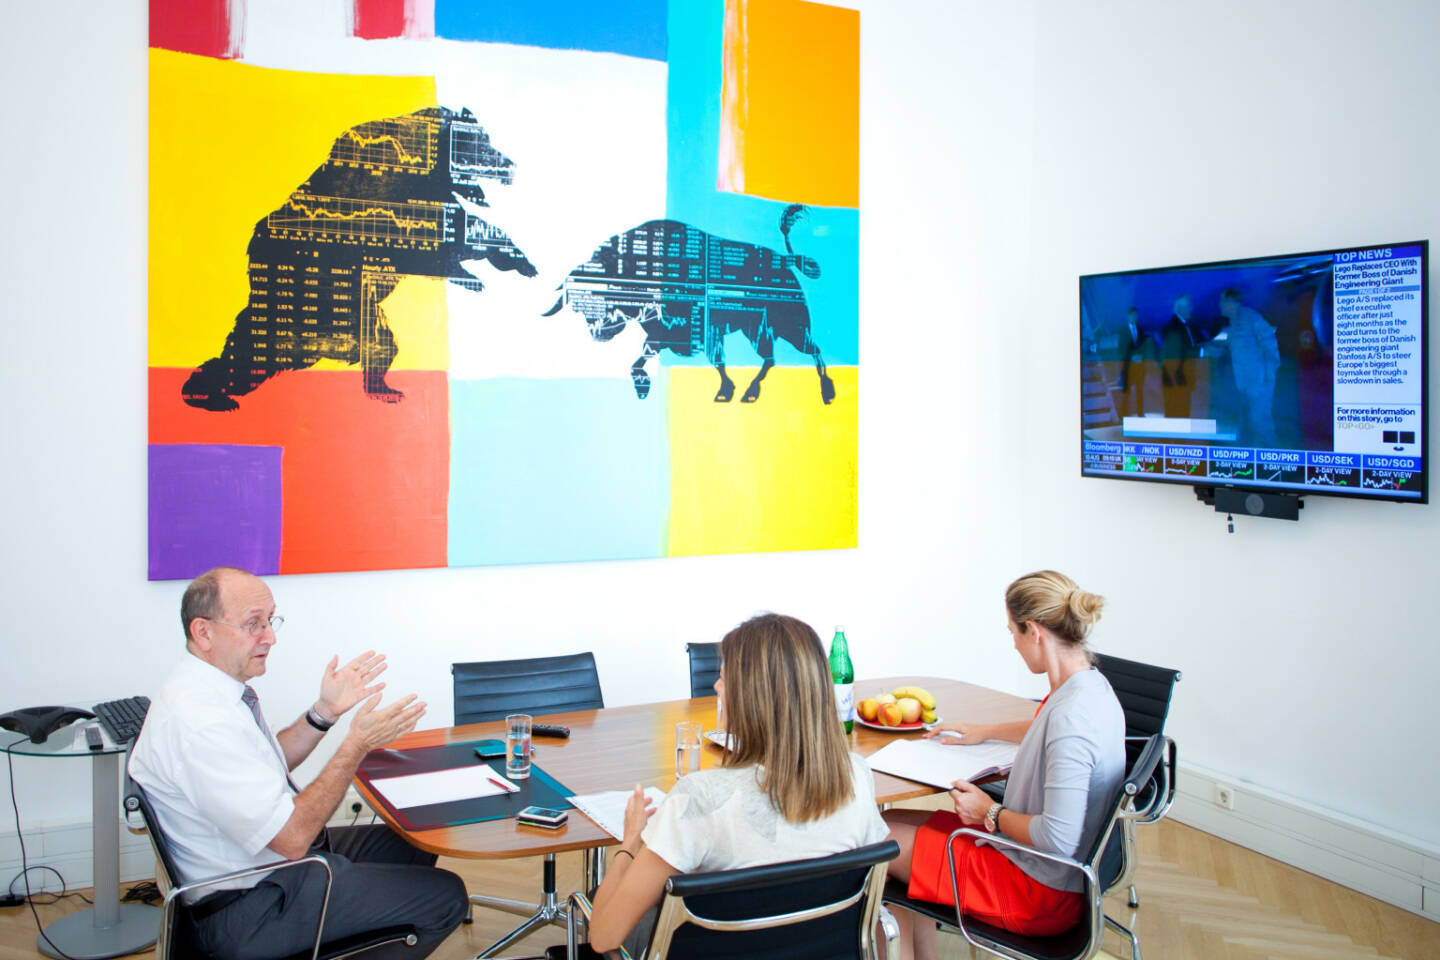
[{"x1": 829, "y1": 625, "x2": 854, "y2": 733}]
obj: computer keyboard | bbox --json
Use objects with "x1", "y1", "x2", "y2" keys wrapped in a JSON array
[{"x1": 93, "y1": 696, "x2": 151, "y2": 745}]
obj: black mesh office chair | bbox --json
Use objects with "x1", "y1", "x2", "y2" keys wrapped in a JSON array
[
  {"x1": 124, "y1": 773, "x2": 417, "y2": 960},
  {"x1": 451, "y1": 653, "x2": 606, "y2": 956},
  {"x1": 452, "y1": 653, "x2": 605, "y2": 725},
  {"x1": 1092, "y1": 653, "x2": 1181, "y2": 912},
  {"x1": 882, "y1": 735, "x2": 1166, "y2": 960},
  {"x1": 684, "y1": 642, "x2": 721, "y2": 698},
  {"x1": 980, "y1": 655, "x2": 1180, "y2": 904},
  {"x1": 538, "y1": 840, "x2": 899, "y2": 960}
]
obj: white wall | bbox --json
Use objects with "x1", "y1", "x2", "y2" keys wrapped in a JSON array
[
  {"x1": 0, "y1": 0, "x2": 1037, "y2": 833},
  {"x1": 1022, "y1": 0, "x2": 1440, "y2": 848},
  {"x1": 4, "y1": 0, "x2": 1435, "y2": 881}
]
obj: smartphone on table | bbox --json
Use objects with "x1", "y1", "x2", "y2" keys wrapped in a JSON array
[{"x1": 516, "y1": 805, "x2": 568, "y2": 828}]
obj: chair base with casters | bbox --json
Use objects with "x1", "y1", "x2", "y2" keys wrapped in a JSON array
[
  {"x1": 519, "y1": 840, "x2": 899, "y2": 960},
  {"x1": 881, "y1": 735, "x2": 1165, "y2": 960},
  {"x1": 469, "y1": 849, "x2": 606, "y2": 958},
  {"x1": 125, "y1": 778, "x2": 417, "y2": 960}
]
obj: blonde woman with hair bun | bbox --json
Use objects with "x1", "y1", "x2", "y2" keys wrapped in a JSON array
[
  {"x1": 882, "y1": 571, "x2": 1125, "y2": 960},
  {"x1": 585, "y1": 613, "x2": 889, "y2": 958}
]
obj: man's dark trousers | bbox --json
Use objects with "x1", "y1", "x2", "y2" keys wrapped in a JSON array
[{"x1": 190, "y1": 824, "x2": 468, "y2": 959}]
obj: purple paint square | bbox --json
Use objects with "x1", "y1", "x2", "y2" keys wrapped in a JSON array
[{"x1": 149, "y1": 444, "x2": 283, "y2": 581}]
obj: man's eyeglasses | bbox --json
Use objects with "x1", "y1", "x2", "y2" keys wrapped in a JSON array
[{"x1": 208, "y1": 615, "x2": 285, "y2": 637}]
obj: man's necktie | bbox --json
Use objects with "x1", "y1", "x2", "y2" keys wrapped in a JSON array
[
  {"x1": 242, "y1": 685, "x2": 328, "y2": 850},
  {"x1": 241, "y1": 685, "x2": 301, "y2": 795}
]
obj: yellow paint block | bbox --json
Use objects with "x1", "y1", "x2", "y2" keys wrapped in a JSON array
[
  {"x1": 717, "y1": 0, "x2": 859, "y2": 207},
  {"x1": 667, "y1": 365, "x2": 858, "y2": 555},
  {"x1": 149, "y1": 49, "x2": 437, "y2": 368}
]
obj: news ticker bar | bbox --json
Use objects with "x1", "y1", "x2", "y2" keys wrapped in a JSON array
[{"x1": 1082, "y1": 441, "x2": 1423, "y2": 495}]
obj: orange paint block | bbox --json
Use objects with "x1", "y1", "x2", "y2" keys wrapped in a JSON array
[
  {"x1": 149, "y1": 367, "x2": 449, "y2": 574},
  {"x1": 717, "y1": 0, "x2": 859, "y2": 207}
]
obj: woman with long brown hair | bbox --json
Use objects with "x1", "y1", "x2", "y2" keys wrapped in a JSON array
[{"x1": 585, "y1": 613, "x2": 888, "y2": 956}]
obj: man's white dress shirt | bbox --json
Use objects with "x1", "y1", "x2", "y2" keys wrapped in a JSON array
[{"x1": 129, "y1": 653, "x2": 296, "y2": 896}]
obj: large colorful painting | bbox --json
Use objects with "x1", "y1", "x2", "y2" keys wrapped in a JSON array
[{"x1": 147, "y1": 0, "x2": 859, "y2": 578}]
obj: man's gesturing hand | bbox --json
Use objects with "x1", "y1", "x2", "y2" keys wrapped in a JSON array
[
  {"x1": 316, "y1": 650, "x2": 388, "y2": 720},
  {"x1": 346, "y1": 692, "x2": 426, "y2": 752}
]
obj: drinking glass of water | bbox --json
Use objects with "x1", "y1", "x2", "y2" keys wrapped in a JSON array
[
  {"x1": 675, "y1": 721, "x2": 703, "y2": 779},
  {"x1": 506, "y1": 714, "x2": 532, "y2": 780}
]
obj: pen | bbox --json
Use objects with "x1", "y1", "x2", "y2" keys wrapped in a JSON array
[{"x1": 486, "y1": 773, "x2": 519, "y2": 793}]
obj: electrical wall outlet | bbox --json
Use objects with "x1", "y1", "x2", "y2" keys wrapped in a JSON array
[
  {"x1": 331, "y1": 788, "x2": 372, "y2": 825},
  {"x1": 1213, "y1": 783, "x2": 1236, "y2": 810}
]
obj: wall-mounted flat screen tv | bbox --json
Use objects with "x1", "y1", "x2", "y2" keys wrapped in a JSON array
[{"x1": 1080, "y1": 241, "x2": 1427, "y2": 504}]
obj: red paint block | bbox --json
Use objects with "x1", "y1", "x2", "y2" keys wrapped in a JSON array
[
  {"x1": 150, "y1": 0, "x2": 244, "y2": 59},
  {"x1": 353, "y1": 0, "x2": 407, "y2": 39},
  {"x1": 150, "y1": 367, "x2": 450, "y2": 575}
]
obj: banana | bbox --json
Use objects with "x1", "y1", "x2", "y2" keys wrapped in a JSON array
[
  {"x1": 890, "y1": 685, "x2": 937, "y2": 710},
  {"x1": 921, "y1": 708, "x2": 938, "y2": 724}
]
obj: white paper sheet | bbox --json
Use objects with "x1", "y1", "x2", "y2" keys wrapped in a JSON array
[
  {"x1": 865, "y1": 738, "x2": 1019, "y2": 790},
  {"x1": 703, "y1": 730, "x2": 736, "y2": 751},
  {"x1": 566, "y1": 787, "x2": 668, "y2": 841},
  {"x1": 369, "y1": 765, "x2": 516, "y2": 811}
]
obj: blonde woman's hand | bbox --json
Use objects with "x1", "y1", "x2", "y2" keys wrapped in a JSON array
[
  {"x1": 922, "y1": 721, "x2": 991, "y2": 745},
  {"x1": 949, "y1": 779, "x2": 993, "y2": 825}
]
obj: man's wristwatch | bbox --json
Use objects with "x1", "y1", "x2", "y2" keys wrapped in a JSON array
[
  {"x1": 305, "y1": 705, "x2": 335, "y2": 732},
  {"x1": 984, "y1": 802, "x2": 1003, "y2": 833}
]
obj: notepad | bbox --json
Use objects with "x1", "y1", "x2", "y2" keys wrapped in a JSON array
[
  {"x1": 703, "y1": 730, "x2": 736, "y2": 751},
  {"x1": 865, "y1": 738, "x2": 1018, "y2": 789},
  {"x1": 566, "y1": 787, "x2": 668, "y2": 841},
  {"x1": 369, "y1": 765, "x2": 516, "y2": 811}
]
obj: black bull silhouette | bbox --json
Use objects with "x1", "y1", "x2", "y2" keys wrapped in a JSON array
[
  {"x1": 543, "y1": 210, "x2": 836, "y2": 404},
  {"x1": 182, "y1": 107, "x2": 536, "y2": 411}
]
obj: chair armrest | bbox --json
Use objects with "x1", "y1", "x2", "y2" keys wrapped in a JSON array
[
  {"x1": 945, "y1": 827, "x2": 1089, "y2": 882},
  {"x1": 163, "y1": 856, "x2": 334, "y2": 960},
  {"x1": 877, "y1": 904, "x2": 900, "y2": 957},
  {"x1": 1122, "y1": 736, "x2": 1176, "y2": 824},
  {"x1": 944, "y1": 827, "x2": 1097, "y2": 952},
  {"x1": 125, "y1": 807, "x2": 149, "y2": 836},
  {"x1": 167, "y1": 854, "x2": 333, "y2": 905},
  {"x1": 565, "y1": 890, "x2": 593, "y2": 960}
]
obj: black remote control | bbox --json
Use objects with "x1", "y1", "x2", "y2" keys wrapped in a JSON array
[
  {"x1": 84, "y1": 726, "x2": 104, "y2": 751},
  {"x1": 531, "y1": 724, "x2": 570, "y2": 738}
]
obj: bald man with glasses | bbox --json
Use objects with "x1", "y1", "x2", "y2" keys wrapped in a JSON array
[{"x1": 129, "y1": 567, "x2": 468, "y2": 959}]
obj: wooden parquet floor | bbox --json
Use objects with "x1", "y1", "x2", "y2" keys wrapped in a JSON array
[{"x1": 2, "y1": 817, "x2": 1435, "y2": 959}]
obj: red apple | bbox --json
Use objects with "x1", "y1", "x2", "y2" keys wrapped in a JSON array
[
  {"x1": 856, "y1": 698, "x2": 880, "y2": 722},
  {"x1": 897, "y1": 697, "x2": 922, "y2": 724},
  {"x1": 877, "y1": 702, "x2": 904, "y2": 727}
]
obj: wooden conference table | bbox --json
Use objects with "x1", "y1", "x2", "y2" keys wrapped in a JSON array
[
  {"x1": 354, "y1": 675, "x2": 1034, "y2": 859},
  {"x1": 353, "y1": 676, "x2": 1034, "y2": 954}
]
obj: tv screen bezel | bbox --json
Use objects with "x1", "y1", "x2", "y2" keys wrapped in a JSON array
[{"x1": 1078, "y1": 239, "x2": 1429, "y2": 506}]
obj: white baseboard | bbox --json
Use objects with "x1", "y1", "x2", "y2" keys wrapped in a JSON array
[
  {"x1": 1172, "y1": 761, "x2": 1440, "y2": 922},
  {"x1": 1, "y1": 794, "x2": 375, "y2": 895}
]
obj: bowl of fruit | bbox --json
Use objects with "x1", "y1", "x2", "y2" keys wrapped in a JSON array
[{"x1": 854, "y1": 686, "x2": 937, "y2": 731}]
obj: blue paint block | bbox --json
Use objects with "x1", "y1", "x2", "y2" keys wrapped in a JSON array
[
  {"x1": 448, "y1": 376, "x2": 670, "y2": 565},
  {"x1": 435, "y1": 0, "x2": 668, "y2": 61}
]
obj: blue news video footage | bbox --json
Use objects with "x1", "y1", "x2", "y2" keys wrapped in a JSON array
[{"x1": 1079, "y1": 241, "x2": 1426, "y2": 500}]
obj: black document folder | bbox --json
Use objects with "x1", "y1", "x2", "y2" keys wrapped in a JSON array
[{"x1": 356, "y1": 739, "x2": 574, "y2": 831}]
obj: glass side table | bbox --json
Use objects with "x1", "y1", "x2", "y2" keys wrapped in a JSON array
[{"x1": 5, "y1": 722, "x2": 160, "y2": 959}]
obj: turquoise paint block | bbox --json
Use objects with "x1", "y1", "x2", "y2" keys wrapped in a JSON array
[
  {"x1": 664, "y1": 0, "x2": 858, "y2": 367},
  {"x1": 449, "y1": 376, "x2": 670, "y2": 565}
]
